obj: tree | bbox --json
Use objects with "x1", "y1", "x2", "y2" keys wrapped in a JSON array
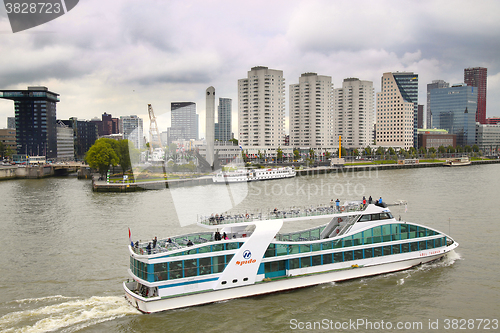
[
  {"x1": 364, "y1": 146, "x2": 372, "y2": 157},
  {"x1": 375, "y1": 147, "x2": 385, "y2": 156},
  {"x1": 85, "y1": 138, "x2": 119, "y2": 177},
  {"x1": 309, "y1": 148, "x2": 316, "y2": 160},
  {"x1": 276, "y1": 146, "x2": 283, "y2": 162},
  {"x1": 438, "y1": 145, "x2": 446, "y2": 154},
  {"x1": 340, "y1": 147, "x2": 347, "y2": 158},
  {"x1": 229, "y1": 138, "x2": 238, "y2": 146},
  {"x1": 418, "y1": 146, "x2": 427, "y2": 156},
  {"x1": 0, "y1": 141, "x2": 4, "y2": 159},
  {"x1": 293, "y1": 149, "x2": 300, "y2": 161},
  {"x1": 387, "y1": 147, "x2": 396, "y2": 156},
  {"x1": 472, "y1": 144, "x2": 480, "y2": 153},
  {"x1": 447, "y1": 145, "x2": 455, "y2": 154}
]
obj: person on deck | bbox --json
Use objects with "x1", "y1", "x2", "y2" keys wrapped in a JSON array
[{"x1": 335, "y1": 198, "x2": 340, "y2": 212}]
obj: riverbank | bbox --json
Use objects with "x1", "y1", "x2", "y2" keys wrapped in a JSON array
[{"x1": 90, "y1": 158, "x2": 500, "y2": 192}]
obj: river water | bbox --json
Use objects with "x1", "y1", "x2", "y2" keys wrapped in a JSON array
[{"x1": 0, "y1": 165, "x2": 499, "y2": 332}]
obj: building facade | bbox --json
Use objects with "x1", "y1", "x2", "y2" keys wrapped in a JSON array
[
  {"x1": 430, "y1": 84, "x2": 477, "y2": 147},
  {"x1": 238, "y1": 66, "x2": 285, "y2": 147},
  {"x1": 61, "y1": 118, "x2": 98, "y2": 160},
  {"x1": 120, "y1": 115, "x2": 143, "y2": 149},
  {"x1": 7, "y1": 117, "x2": 15, "y2": 129},
  {"x1": 426, "y1": 80, "x2": 449, "y2": 129},
  {"x1": 289, "y1": 73, "x2": 334, "y2": 149},
  {"x1": 334, "y1": 78, "x2": 374, "y2": 149},
  {"x1": 417, "y1": 129, "x2": 456, "y2": 149},
  {"x1": 464, "y1": 67, "x2": 487, "y2": 124},
  {"x1": 376, "y1": 73, "x2": 417, "y2": 149},
  {"x1": 168, "y1": 102, "x2": 198, "y2": 144},
  {"x1": 476, "y1": 123, "x2": 500, "y2": 153},
  {"x1": 56, "y1": 122, "x2": 75, "y2": 161},
  {"x1": 215, "y1": 97, "x2": 232, "y2": 142},
  {"x1": 0, "y1": 86, "x2": 59, "y2": 158},
  {"x1": 0, "y1": 128, "x2": 16, "y2": 154}
]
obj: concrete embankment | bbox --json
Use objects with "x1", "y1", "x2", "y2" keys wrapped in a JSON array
[{"x1": 90, "y1": 159, "x2": 500, "y2": 192}]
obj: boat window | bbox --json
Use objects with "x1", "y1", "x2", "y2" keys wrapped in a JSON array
[
  {"x1": 358, "y1": 215, "x2": 371, "y2": 222},
  {"x1": 380, "y1": 212, "x2": 392, "y2": 219},
  {"x1": 301, "y1": 257, "x2": 311, "y2": 268},
  {"x1": 290, "y1": 258, "x2": 300, "y2": 269},
  {"x1": 312, "y1": 255, "x2": 322, "y2": 266},
  {"x1": 323, "y1": 253, "x2": 333, "y2": 264},
  {"x1": 264, "y1": 244, "x2": 276, "y2": 258},
  {"x1": 419, "y1": 241, "x2": 426, "y2": 250},
  {"x1": 312, "y1": 243, "x2": 321, "y2": 252},
  {"x1": 199, "y1": 257, "x2": 211, "y2": 275},
  {"x1": 344, "y1": 251, "x2": 353, "y2": 261},
  {"x1": 221, "y1": 281, "x2": 227, "y2": 285},
  {"x1": 364, "y1": 248, "x2": 373, "y2": 258},
  {"x1": 243, "y1": 277, "x2": 248, "y2": 281},
  {"x1": 401, "y1": 243, "x2": 410, "y2": 253},
  {"x1": 343, "y1": 236, "x2": 353, "y2": 247},
  {"x1": 354, "y1": 249, "x2": 363, "y2": 260},
  {"x1": 373, "y1": 247, "x2": 383, "y2": 257},
  {"x1": 410, "y1": 242, "x2": 418, "y2": 252},
  {"x1": 184, "y1": 259, "x2": 197, "y2": 278},
  {"x1": 392, "y1": 244, "x2": 401, "y2": 254},
  {"x1": 300, "y1": 244, "x2": 311, "y2": 253},
  {"x1": 383, "y1": 246, "x2": 391, "y2": 256},
  {"x1": 276, "y1": 244, "x2": 288, "y2": 256},
  {"x1": 232, "y1": 279, "x2": 238, "y2": 283},
  {"x1": 333, "y1": 252, "x2": 343, "y2": 263},
  {"x1": 322, "y1": 241, "x2": 333, "y2": 250},
  {"x1": 371, "y1": 213, "x2": 380, "y2": 221}
]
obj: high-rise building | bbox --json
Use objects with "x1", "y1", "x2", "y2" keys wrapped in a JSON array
[
  {"x1": 7, "y1": 117, "x2": 15, "y2": 129},
  {"x1": 0, "y1": 86, "x2": 59, "y2": 158},
  {"x1": 215, "y1": 97, "x2": 232, "y2": 142},
  {"x1": 417, "y1": 105, "x2": 424, "y2": 129},
  {"x1": 120, "y1": 115, "x2": 143, "y2": 149},
  {"x1": 61, "y1": 117, "x2": 98, "y2": 160},
  {"x1": 430, "y1": 83, "x2": 477, "y2": 147},
  {"x1": 426, "y1": 80, "x2": 449, "y2": 129},
  {"x1": 167, "y1": 102, "x2": 198, "y2": 145},
  {"x1": 289, "y1": 73, "x2": 334, "y2": 148},
  {"x1": 238, "y1": 66, "x2": 285, "y2": 147},
  {"x1": 376, "y1": 72, "x2": 417, "y2": 149},
  {"x1": 334, "y1": 78, "x2": 374, "y2": 149},
  {"x1": 464, "y1": 67, "x2": 487, "y2": 124},
  {"x1": 56, "y1": 121, "x2": 75, "y2": 161}
]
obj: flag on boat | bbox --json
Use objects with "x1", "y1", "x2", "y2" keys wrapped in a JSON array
[
  {"x1": 129, "y1": 228, "x2": 133, "y2": 247},
  {"x1": 405, "y1": 203, "x2": 408, "y2": 213}
]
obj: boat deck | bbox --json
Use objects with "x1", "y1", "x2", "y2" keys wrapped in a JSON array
[{"x1": 198, "y1": 202, "x2": 365, "y2": 226}]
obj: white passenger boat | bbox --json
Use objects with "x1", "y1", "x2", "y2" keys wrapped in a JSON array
[
  {"x1": 443, "y1": 156, "x2": 471, "y2": 166},
  {"x1": 212, "y1": 166, "x2": 296, "y2": 183},
  {"x1": 124, "y1": 201, "x2": 459, "y2": 313}
]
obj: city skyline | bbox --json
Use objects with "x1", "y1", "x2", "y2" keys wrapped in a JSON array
[{"x1": 0, "y1": 1, "x2": 499, "y2": 139}]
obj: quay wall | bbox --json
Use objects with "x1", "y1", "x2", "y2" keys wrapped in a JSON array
[
  {"x1": 0, "y1": 164, "x2": 81, "y2": 180},
  {"x1": 90, "y1": 159, "x2": 500, "y2": 192}
]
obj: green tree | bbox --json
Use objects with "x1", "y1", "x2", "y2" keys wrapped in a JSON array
[
  {"x1": 276, "y1": 146, "x2": 283, "y2": 161},
  {"x1": 115, "y1": 139, "x2": 139, "y2": 174},
  {"x1": 418, "y1": 146, "x2": 427, "y2": 156},
  {"x1": 375, "y1": 147, "x2": 385, "y2": 156},
  {"x1": 0, "y1": 141, "x2": 5, "y2": 159},
  {"x1": 472, "y1": 144, "x2": 480, "y2": 152},
  {"x1": 438, "y1": 145, "x2": 446, "y2": 154},
  {"x1": 364, "y1": 146, "x2": 372, "y2": 157},
  {"x1": 428, "y1": 147, "x2": 437, "y2": 154},
  {"x1": 340, "y1": 147, "x2": 347, "y2": 158},
  {"x1": 447, "y1": 145, "x2": 455, "y2": 154},
  {"x1": 293, "y1": 149, "x2": 300, "y2": 161},
  {"x1": 85, "y1": 138, "x2": 119, "y2": 177},
  {"x1": 464, "y1": 145, "x2": 472, "y2": 153},
  {"x1": 229, "y1": 138, "x2": 238, "y2": 146},
  {"x1": 352, "y1": 149, "x2": 359, "y2": 156}
]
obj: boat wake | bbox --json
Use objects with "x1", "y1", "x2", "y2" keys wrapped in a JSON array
[{"x1": 0, "y1": 295, "x2": 140, "y2": 333}]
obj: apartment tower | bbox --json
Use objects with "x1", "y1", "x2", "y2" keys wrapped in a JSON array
[
  {"x1": 334, "y1": 78, "x2": 374, "y2": 149},
  {"x1": 464, "y1": 67, "x2": 487, "y2": 124},
  {"x1": 238, "y1": 66, "x2": 285, "y2": 147},
  {"x1": 376, "y1": 72, "x2": 417, "y2": 149},
  {"x1": 289, "y1": 73, "x2": 334, "y2": 149}
]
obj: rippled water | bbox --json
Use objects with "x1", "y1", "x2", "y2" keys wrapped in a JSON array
[{"x1": 0, "y1": 165, "x2": 499, "y2": 332}]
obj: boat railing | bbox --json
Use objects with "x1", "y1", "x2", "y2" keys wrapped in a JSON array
[
  {"x1": 198, "y1": 202, "x2": 365, "y2": 226},
  {"x1": 131, "y1": 231, "x2": 217, "y2": 255}
]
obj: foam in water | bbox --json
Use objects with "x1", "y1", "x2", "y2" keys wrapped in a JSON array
[{"x1": 0, "y1": 295, "x2": 140, "y2": 333}]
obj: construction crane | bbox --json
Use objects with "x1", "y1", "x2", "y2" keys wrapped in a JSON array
[{"x1": 148, "y1": 104, "x2": 163, "y2": 156}]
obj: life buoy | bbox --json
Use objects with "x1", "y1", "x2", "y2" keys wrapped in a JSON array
[
  {"x1": 245, "y1": 213, "x2": 249, "y2": 219},
  {"x1": 340, "y1": 206, "x2": 345, "y2": 212},
  {"x1": 337, "y1": 217, "x2": 342, "y2": 223}
]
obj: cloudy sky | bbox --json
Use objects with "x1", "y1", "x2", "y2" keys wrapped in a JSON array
[{"x1": 0, "y1": 0, "x2": 499, "y2": 139}]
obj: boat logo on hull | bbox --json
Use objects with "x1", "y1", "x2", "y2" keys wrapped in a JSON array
[{"x1": 243, "y1": 250, "x2": 252, "y2": 259}]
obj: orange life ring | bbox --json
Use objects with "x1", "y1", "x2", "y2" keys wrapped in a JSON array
[
  {"x1": 337, "y1": 217, "x2": 342, "y2": 223},
  {"x1": 340, "y1": 206, "x2": 345, "y2": 212}
]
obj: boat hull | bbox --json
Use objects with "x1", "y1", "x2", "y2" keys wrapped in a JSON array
[{"x1": 124, "y1": 242, "x2": 458, "y2": 314}]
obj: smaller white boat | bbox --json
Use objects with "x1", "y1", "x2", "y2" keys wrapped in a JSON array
[
  {"x1": 443, "y1": 156, "x2": 471, "y2": 167},
  {"x1": 212, "y1": 167, "x2": 296, "y2": 183}
]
